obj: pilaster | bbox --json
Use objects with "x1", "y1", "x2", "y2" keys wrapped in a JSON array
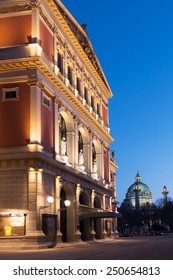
[
  {"x1": 54, "y1": 101, "x2": 60, "y2": 159},
  {"x1": 55, "y1": 176, "x2": 62, "y2": 243},
  {"x1": 29, "y1": 84, "x2": 42, "y2": 152},
  {"x1": 67, "y1": 130, "x2": 75, "y2": 167},
  {"x1": 74, "y1": 119, "x2": 79, "y2": 169},
  {"x1": 74, "y1": 183, "x2": 82, "y2": 241},
  {"x1": 27, "y1": 168, "x2": 43, "y2": 235}
]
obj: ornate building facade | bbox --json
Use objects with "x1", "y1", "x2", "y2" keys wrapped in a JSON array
[{"x1": 0, "y1": 0, "x2": 118, "y2": 248}]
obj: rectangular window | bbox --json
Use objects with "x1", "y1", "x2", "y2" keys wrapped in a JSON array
[
  {"x1": 2, "y1": 87, "x2": 19, "y2": 101},
  {"x1": 42, "y1": 93, "x2": 52, "y2": 110}
]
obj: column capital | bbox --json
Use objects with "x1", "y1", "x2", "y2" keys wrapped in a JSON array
[{"x1": 55, "y1": 176, "x2": 63, "y2": 188}]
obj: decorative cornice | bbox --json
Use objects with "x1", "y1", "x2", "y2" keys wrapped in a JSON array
[
  {"x1": 0, "y1": 0, "x2": 112, "y2": 98},
  {"x1": 44, "y1": 0, "x2": 112, "y2": 98},
  {"x1": 54, "y1": 1, "x2": 107, "y2": 87},
  {"x1": 0, "y1": 1, "x2": 38, "y2": 14},
  {"x1": 0, "y1": 152, "x2": 113, "y2": 196},
  {"x1": 0, "y1": 1, "x2": 55, "y2": 33},
  {"x1": 0, "y1": 57, "x2": 113, "y2": 143}
]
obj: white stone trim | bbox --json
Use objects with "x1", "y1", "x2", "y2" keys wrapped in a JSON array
[
  {"x1": 2, "y1": 87, "x2": 19, "y2": 102},
  {"x1": 42, "y1": 92, "x2": 52, "y2": 110}
]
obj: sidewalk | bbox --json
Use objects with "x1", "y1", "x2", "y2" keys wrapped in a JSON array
[{"x1": 55, "y1": 238, "x2": 119, "y2": 248}]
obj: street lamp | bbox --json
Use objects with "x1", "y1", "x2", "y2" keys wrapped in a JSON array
[
  {"x1": 64, "y1": 200, "x2": 71, "y2": 207},
  {"x1": 40, "y1": 196, "x2": 54, "y2": 209},
  {"x1": 47, "y1": 196, "x2": 54, "y2": 204}
]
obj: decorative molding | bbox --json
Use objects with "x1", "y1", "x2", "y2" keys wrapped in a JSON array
[
  {"x1": 54, "y1": 1, "x2": 108, "y2": 88},
  {"x1": 0, "y1": 1, "x2": 39, "y2": 14},
  {"x1": 0, "y1": 57, "x2": 113, "y2": 143},
  {"x1": 44, "y1": 0, "x2": 112, "y2": 98},
  {"x1": 39, "y1": 6, "x2": 55, "y2": 33}
]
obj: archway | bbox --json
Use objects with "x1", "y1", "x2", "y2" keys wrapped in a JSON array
[
  {"x1": 60, "y1": 184, "x2": 75, "y2": 242},
  {"x1": 78, "y1": 126, "x2": 89, "y2": 173},
  {"x1": 58, "y1": 110, "x2": 74, "y2": 165}
]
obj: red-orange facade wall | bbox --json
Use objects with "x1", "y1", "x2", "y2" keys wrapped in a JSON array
[
  {"x1": 102, "y1": 104, "x2": 108, "y2": 126},
  {"x1": 41, "y1": 94, "x2": 54, "y2": 153},
  {"x1": 39, "y1": 20, "x2": 54, "y2": 61},
  {"x1": 0, "y1": 83, "x2": 30, "y2": 147},
  {"x1": 0, "y1": 15, "x2": 31, "y2": 47}
]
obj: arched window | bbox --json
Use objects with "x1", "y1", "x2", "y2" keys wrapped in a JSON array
[
  {"x1": 58, "y1": 51, "x2": 63, "y2": 74},
  {"x1": 76, "y1": 77, "x2": 82, "y2": 95},
  {"x1": 84, "y1": 87, "x2": 88, "y2": 103},
  {"x1": 78, "y1": 130, "x2": 83, "y2": 152},
  {"x1": 92, "y1": 143, "x2": 96, "y2": 162},
  {"x1": 97, "y1": 103, "x2": 100, "y2": 116},
  {"x1": 59, "y1": 114, "x2": 67, "y2": 141},
  {"x1": 91, "y1": 95, "x2": 95, "y2": 110},
  {"x1": 67, "y1": 64, "x2": 73, "y2": 84}
]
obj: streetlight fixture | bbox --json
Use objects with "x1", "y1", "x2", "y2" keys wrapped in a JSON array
[
  {"x1": 47, "y1": 196, "x2": 54, "y2": 204},
  {"x1": 40, "y1": 196, "x2": 54, "y2": 209},
  {"x1": 64, "y1": 199, "x2": 71, "y2": 207}
]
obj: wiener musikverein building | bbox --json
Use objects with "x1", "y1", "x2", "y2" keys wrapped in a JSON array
[{"x1": 0, "y1": 0, "x2": 119, "y2": 248}]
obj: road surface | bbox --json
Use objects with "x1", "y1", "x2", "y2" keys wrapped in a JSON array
[{"x1": 0, "y1": 235, "x2": 173, "y2": 260}]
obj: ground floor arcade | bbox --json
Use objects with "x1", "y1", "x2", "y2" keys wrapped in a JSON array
[{"x1": 0, "y1": 154, "x2": 119, "y2": 248}]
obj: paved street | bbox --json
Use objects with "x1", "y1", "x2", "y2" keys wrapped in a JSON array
[{"x1": 0, "y1": 235, "x2": 173, "y2": 260}]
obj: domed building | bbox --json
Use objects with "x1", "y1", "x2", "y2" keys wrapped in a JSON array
[{"x1": 123, "y1": 172, "x2": 152, "y2": 208}]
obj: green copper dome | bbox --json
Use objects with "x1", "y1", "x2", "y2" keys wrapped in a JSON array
[
  {"x1": 126, "y1": 181, "x2": 151, "y2": 198},
  {"x1": 124, "y1": 172, "x2": 152, "y2": 207}
]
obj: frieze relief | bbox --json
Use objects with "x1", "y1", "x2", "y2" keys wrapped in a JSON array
[{"x1": 0, "y1": 1, "x2": 39, "y2": 14}]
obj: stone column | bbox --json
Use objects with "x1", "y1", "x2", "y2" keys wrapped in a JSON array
[
  {"x1": 29, "y1": 84, "x2": 42, "y2": 152},
  {"x1": 90, "y1": 190, "x2": 96, "y2": 240},
  {"x1": 89, "y1": 133, "x2": 93, "y2": 175},
  {"x1": 102, "y1": 194, "x2": 107, "y2": 239},
  {"x1": 54, "y1": 101, "x2": 60, "y2": 159},
  {"x1": 108, "y1": 148, "x2": 111, "y2": 183},
  {"x1": 64, "y1": 44, "x2": 69, "y2": 86},
  {"x1": 75, "y1": 184, "x2": 82, "y2": 241},
  {"x1": 101, "y1": 144, "x2": 105, "y2": 181},
  {"x1": 74, "y1": 119, "x2": 79, "y2": 169},
  {"x1": 109, "y1": 197, "x2": 114, "y2": 238},
  {"x1": 30, "y1": 6, "x2": 41, "y2": 56},
  {"x1": 27, "y1": 168, "x2": 43, "y2": 236},
  {"x1": 55, "y1": 176, "x2": 62, "y2": 243},
  {"x1": 96, "y1": 152, "x2": 102, "y2": 181},
  {"x1": 67, "y1": 130, "x2": 75, "y2": 167},
  {"x1": 81, "y1": 68, "x2": 84, "y2": 98},
  {"x1": 83, "y1": 142, "x2": 90, "y2": 174}
]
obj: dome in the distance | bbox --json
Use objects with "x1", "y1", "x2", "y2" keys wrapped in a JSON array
[{"x1": 124, "y1": 172, "x2": 152, "y2": 208}]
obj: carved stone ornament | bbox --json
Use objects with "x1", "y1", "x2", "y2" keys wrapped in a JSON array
[
  {"x1": 0, "y1": 1, "x2": 40, "y2": 14},
  {"x1": 53, "y1": 0, "x2": 108, "y2": 88}
]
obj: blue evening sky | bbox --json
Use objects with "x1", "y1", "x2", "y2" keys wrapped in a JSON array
[{"x1": 61, "y1": 0, "x2": 173, "y2": 204}]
